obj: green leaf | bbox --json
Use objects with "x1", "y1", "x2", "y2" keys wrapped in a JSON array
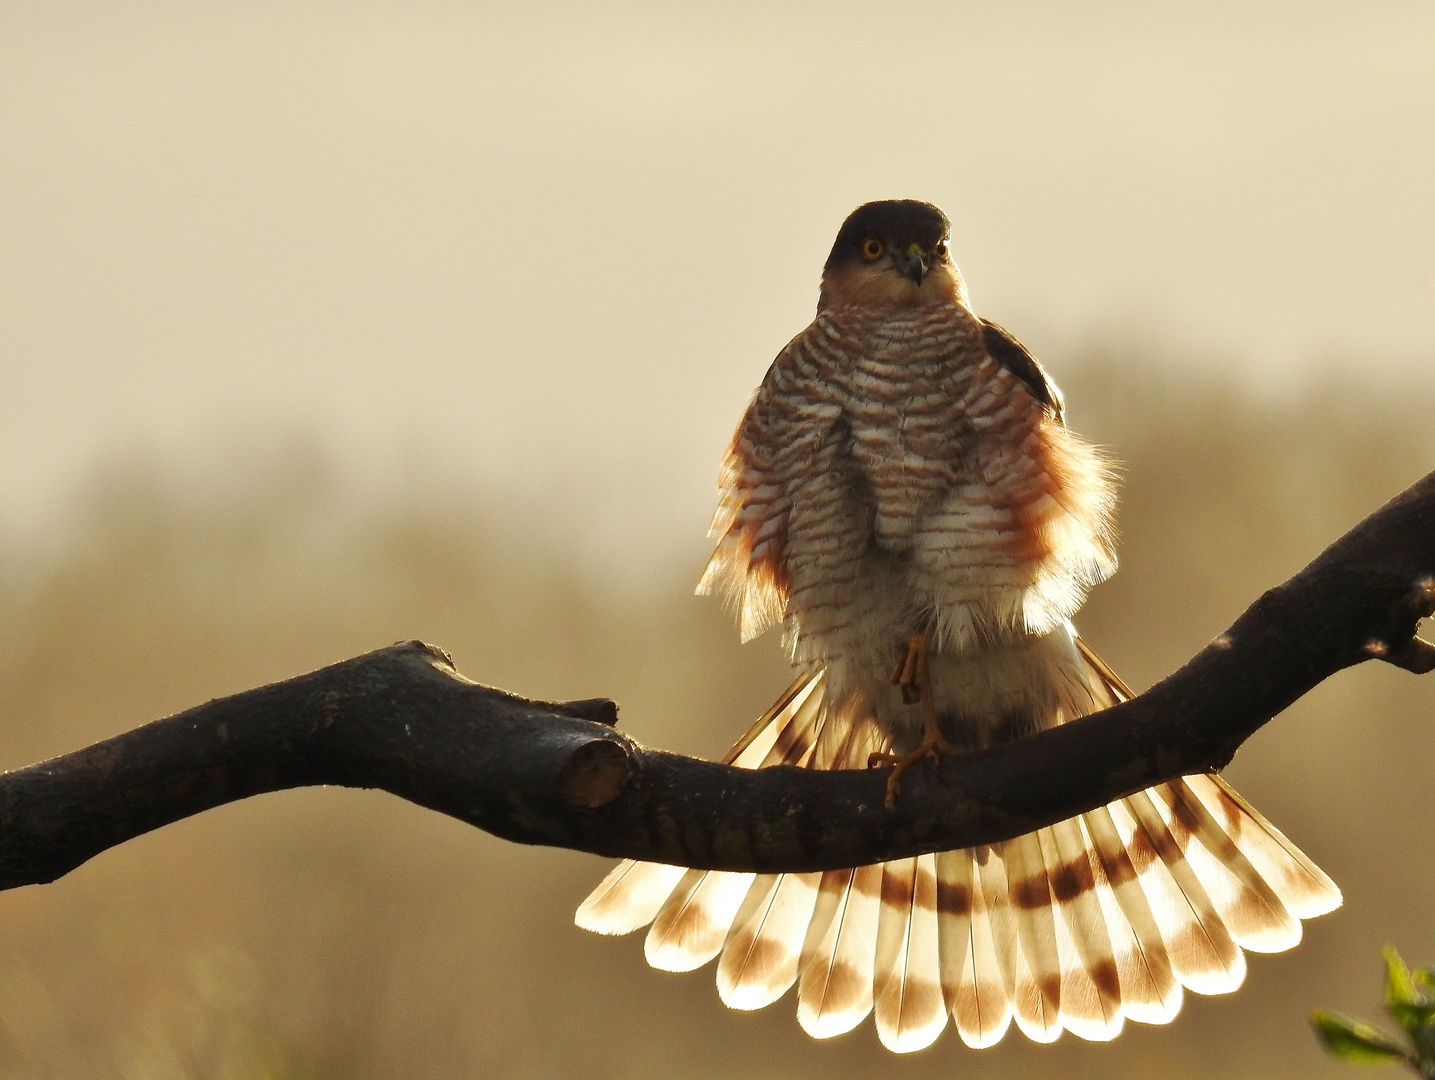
[
  {"x1": 1311, "y1": 1010, "x2": 1411, "y2": 1063},
  {"x1": 1387, "y1": 948, "x2": 1422, "y2": 1008},
  {"x1": 1385, "y1": 947, "x2": 1435, "y2": 1031}
]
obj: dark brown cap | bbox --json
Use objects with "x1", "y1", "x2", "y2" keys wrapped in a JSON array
[{"x1": 823, "y1": 200, "x2": 950, "y2": 277}]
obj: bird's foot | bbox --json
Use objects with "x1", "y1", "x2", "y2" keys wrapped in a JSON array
[
  {"x1": 873, "y1": 631, "x2": 955, "y2": 808},
  {"x1": 868, "y1": 729, "x2": 957, "y2": 810}
]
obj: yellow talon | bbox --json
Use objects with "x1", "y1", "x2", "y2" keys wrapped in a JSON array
[{"x1": 874, "y1": 632, "x2": 956, "y2": 808}]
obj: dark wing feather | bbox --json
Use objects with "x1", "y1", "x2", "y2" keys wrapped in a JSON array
[{"x1": 980, "y1": 319, "x2": 1065, "y2": 425}]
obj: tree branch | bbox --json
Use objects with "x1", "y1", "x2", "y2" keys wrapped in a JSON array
[{"x1": 2, "y1": 471, "x2": 1434, "y2": 892}]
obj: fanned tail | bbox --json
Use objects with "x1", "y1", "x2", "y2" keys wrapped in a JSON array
[{"x1": 575, "y1": 637, "x2": 1340, "y2": 1051}]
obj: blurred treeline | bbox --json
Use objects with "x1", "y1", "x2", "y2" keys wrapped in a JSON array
[{"x1": 0, "y1": 361, "x2": 1433, "y2": 1079}]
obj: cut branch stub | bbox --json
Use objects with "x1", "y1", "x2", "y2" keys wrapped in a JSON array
[{"x1": 557, "y1": 739, "x2": 634, "y2": 809}]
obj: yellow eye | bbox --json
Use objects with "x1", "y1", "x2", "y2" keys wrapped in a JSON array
[
  {"x1": 934, "y1": 241, "x2": 948, "y2": 259},
  {"x1": 861, "y1": 238, "x2": 885, "y2": 260}
]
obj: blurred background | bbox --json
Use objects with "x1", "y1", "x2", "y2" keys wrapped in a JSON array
[{"x1": 1, "y1": 1, "x2": 1433, "y2": 1077}]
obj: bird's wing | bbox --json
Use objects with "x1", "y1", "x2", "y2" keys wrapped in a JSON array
[
  {"x1": 695, "y1": 427, "x2": 792, "y2": 642},
  {"x1": 979, "y1": 318, "x2": 1065, "y2": 424},
  {"x1": 697, "y1": 324, "x2": 845, "y2": 642}
]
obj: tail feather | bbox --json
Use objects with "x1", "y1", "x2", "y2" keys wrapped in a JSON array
[
  {"x1": 1185, "y1": 774, "x2": 1341, "y2": 920},
  {"x1": 574, "y1": 860, "x2": 688, "y2": 936},
  {"x1": 942, "y1": 847, "x2": 1016, "y2": 1047},
  {"x1": 1082, "y1": 805, "x2": 1182, "y2": 1024},
  {"x1": 1154, "y1": 780, "x2": 1300, "y2": 953},
  {"x1": 797, "y1": 863, "x2": 882, "y2": 1038},
  {"x1": 1046, "y1": 817, "x2": 1124, "y2": 1041},
  {"x1": 799, "y1": 866, "x2": 846, "y2": 974},
  {"x1": 934, "y1": 850, "x2": 977, "y2": 1044},
  {"x1": 645, "y1": 869, "x2": 755, "y2": 972},
  {"x1": 1000, "y1": 833, "x2": 1063, "y2": 1043},
  {"x1": 717, "y1": 871, "x2": 823, "y2": 1010},
  {"x1": 574, "y1": 638, "x2": 1338, "y2": 1049},
  {"x1": 1123, "y1": 789, "x2": 1247, "y2": 995},
  {"x1": 873, "y1": 854, "x2": 946, "y2": 1052},
  {"x1": 730, "y1": 669, "x2": 826, "y2": 769}
]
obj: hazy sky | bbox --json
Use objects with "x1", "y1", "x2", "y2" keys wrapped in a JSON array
[{"x1": 2, "y1": 1, "x2": 1433, "y2": 572}]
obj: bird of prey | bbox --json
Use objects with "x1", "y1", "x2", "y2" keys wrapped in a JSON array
[{"x1": 575, "y1": 199, "x2": 1340, "y2": 1052}]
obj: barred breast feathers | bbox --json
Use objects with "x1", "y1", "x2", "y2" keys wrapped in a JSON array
[
  {"x1": 698, "y1": 305, "x2": 1118, "y2": 652},
  {"x1": 914, "y1": 401, "x2": 1119, "y2": 652}
]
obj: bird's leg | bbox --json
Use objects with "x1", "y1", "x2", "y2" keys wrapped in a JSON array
[
  {"x1": 869, "y1": 633, "x2": 958, "y2": 809},
  {"x1": 889, "y1": 633, "x2": 925, "y2": 704}
]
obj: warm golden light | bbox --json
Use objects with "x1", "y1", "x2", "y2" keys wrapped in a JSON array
[{"x1": 0, "y1": 2, "x2": 1432, "y2": 1076}]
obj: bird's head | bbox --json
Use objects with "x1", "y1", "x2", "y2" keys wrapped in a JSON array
[{"x1": 818, "y1": 200, "x2": 967, "y2": 312}]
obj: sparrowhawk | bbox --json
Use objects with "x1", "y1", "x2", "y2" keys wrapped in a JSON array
[{"x1": 576, "y1": 199, "x2": 1340, "y2": 1051}]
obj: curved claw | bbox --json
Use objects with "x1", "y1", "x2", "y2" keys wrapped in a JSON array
[
  {"x1": 878, "y1": 631, "x2": 958, "y2": 808},
  {"x1": 872, "y1": 732, "x2": 958, "y2": 809}
]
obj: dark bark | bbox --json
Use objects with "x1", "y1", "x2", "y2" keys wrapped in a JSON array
[{"x1": 1, "y1": 472, "x2": 1433, "y2": 892}]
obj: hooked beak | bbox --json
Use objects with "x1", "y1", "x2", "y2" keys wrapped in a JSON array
[{"x1": 896, "y1": 242, "x2": 927, "y2": 285}]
